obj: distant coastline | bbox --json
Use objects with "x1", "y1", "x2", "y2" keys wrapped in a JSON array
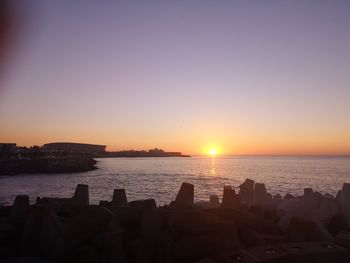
[
  {"x1": 0, "y1": 142, "x2": 190, "y2": 175},
  {"x1": 96, "y1": 148, "x2": 190, "y2": 158}
]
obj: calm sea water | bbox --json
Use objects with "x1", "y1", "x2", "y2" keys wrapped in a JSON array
[{"x1": 1, "y1": 156, "x2": 350, "y2": 206}]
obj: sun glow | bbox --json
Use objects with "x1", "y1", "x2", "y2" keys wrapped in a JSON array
[
  {"x1": 208, "y1": 148, "x2": 218, "y2": 156},
  {"x1": 203, "y1": 144, "x2": 222, "y2": 156}
]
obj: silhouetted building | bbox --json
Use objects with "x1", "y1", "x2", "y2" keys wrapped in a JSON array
[
  {"x1": 0, "y1": 143, "x2": 16, "y2": 152},
  {"x1": 43, "y1": 142, "x2": 106, "y2": 153},
  {"x1": 0, "y1": 143, "x2": 17, "y2": 159}
]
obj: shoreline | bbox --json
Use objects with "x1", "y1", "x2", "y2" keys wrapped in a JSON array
[{"x1": 0, "y1": 156, "x2": 98, "y2": 176}]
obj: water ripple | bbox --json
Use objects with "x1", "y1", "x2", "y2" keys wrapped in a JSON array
[{"x1": 1, "y1": 156, "x2": 350, "y2": 206}]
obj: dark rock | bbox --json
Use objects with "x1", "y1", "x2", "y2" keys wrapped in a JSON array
[
  {"x1": 99, "y1": 200, "x2": 109, "y2": 207},
  {"x1": 314, "y1": 198, "x2": 339, "y2": 226},
  {"x1": 65, "y1": 245, "x2": 97, "y2": 263},
  {"x1": 195, "y1": 196, "x2": 221, "y2": 209},
  {"x1": 195, "y1": 201, "x2": 213, "y2": 209},
  {"x1": 325, "y1": 193, "x2": 334, "y2": 199},
  {"x1": 214, "y1": 207, "x2": 258, "y2": 229},
  {"x1": 175, "y1": 183, "x2": 194, "y2": 209},
  {"x1": 194, "y1": 259, "x2": 217, "y2": 263},
  {"x1": 1, "y1": 257, "x2": 54, "y2": 263},
  {"x1": 284, "y1": 193, "x2": 294, "y2": 199},
  {"x1": 91, "y1": 230, "x2": 126, "y2": 263},
  {"x1": 112, "y1": 189, "x2": 128, "y2": 208},
  {"x1": 256, "y1": 232, "x2": 286, "y2": 243},
  {"x1": 170, "y1": 207, "x2": 240, "y2": 245},
  {"x1": 213, "y1": 220, "x2": 240, "y2": 253},
  {"x1": 65, "y1": 206, "x2": 120, "y2": 249},
  {"x1": 9, "y1": 195, "x2": 30, "y2": 223},
  {"x1": 342, "y1": 183, "x2": 350, "y2": 192},
  {"x1": 286, "y1": 217, "x2": 334, "y2": 242},
  {"x1": 72, "y1": 184, "x2": 89, "y2": 206},
  {"x1": 171, "y1": 235, "x2": 220, "y2": 263},
  {"x1": 239, "y1": 179, "x2": 254, "y2": 205},
  {"x1": 20, "y1": 205, "x2": 65, "y2": 258},
  {"x1": 0, "y1": 223, "x2": 17, "y2": 245},
  {"x1": 57, "y1": 203, "x2": 85, "y2": 218},
  {"x1": 253, "y1": 183, "x2": 268, "y2": 206},
  {"x1": 294, "y1": 192, "x2": 322, "y2": 219},
  {"x1": 273, "y1": 194, "x2": 282, "y2": 199},
  {"x1": 128, "y1": 239, "x2": 149, "y2": 263},
  {"x1": 216, "y1": 249, "x2": 253, "y2": 263},
  {"x1": 0, "y1": 245, "x2": 15, "y2": 259},
  {"x1": 0, "y1": 205, "x2": 11, "y2": 218},
  {"x1": 36, "y1": 184, "x2": 89, "y2": 217},
  {"x1": 221, "y1": 186, "x2": 240, "y2": 209},
  {"x1": 335, "y1": 190, "x2": 343, "y2": 202},
  {"x1": 113, "y1": 207, "x2": 142, "y2": 225},
  {"x1": 5, "y1": 180, "x2": 350, "y2": 263},
  {"x1": 277, "y1": 242, "x2": 350, "y2": 263},
  {"x1": 277, "y1": 198, "x2": 300, "y2": 230},
  {"x1": 169, "y1": 208, "x2": 208, "y2": 235},
  {"x1": 129, "y1": 200, "x2": 143, "y2": 208},
  {"x1": 36, "y1": 198, "x2": 61, "y2": 215},
  {"x1": 237, "y1": 227, "x2": 264, "y2": 246},
  {"x1": 157, "y1": 231, "x2": 173, "y2": 263},
  {"x1": 240, "y1": 244, "x2": 289, "y2": 262},
  {"x1": 209, "y1": 195, "x2": 220, "y2": 207},
  {"x1": 140, "y1": 199, "x2": 161, "y2": 262},
  {"x1": 304, "y1": 188, "x2": 314, "y2": 197},
  {"x1": 141, "y1": 199, "x2": 160, "y2": 242},
  {"x1": 337, "y1": 183, "x2": 350, "y2": 227},
  {"x1": 278, "y1": 192, "x2": 323, "y2": 232},
  {"x1": 335, "y1": 230, "x2": 350, "y2": 250},
  {"x1": 169, "y1": 209, "x2": 240, "y2": 259},
  {"x1": 112, "y1": 207, "x2": 142, "y2": 242},
  {"x1": 262, "y1": 198, "x2": 283, "y2": 212}
]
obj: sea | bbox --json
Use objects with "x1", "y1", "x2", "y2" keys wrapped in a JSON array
[{"x1": 1, "y1": 156, "x2": 350, "y2": 206}]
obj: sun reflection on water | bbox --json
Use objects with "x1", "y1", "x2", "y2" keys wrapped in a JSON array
[{"x1": 211, "y1": 157, "x2": 216, "y2": 175}]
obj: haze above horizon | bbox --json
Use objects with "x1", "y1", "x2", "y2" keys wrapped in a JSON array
[{"x1": 0, "y1": 1, "x2": 350, "y2": 155}]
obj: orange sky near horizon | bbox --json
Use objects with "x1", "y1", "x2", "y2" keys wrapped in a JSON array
[{"x1": 1, "y1": 123, "x2": 349, "y2": 156}]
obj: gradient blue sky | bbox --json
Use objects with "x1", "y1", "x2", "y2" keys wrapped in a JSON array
[{"x1": 1, "y1": 1, "x2": 350, "y2": 154}]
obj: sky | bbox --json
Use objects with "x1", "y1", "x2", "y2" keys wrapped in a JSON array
[{"x1": 0, "y1": 0, "x2": 350, "y2": 155}]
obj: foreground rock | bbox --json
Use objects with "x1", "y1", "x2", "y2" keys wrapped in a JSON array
[{"x1": 1, "y1": 180, "x2": 350, "y2": 262}]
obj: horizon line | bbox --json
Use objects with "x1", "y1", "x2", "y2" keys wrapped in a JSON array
[
  {"x1": 192, "y1": 154, "x2": 350, "y2": 157},
  {"x1": 3, "y1": 142, "x2": 350, "y2": 157}
]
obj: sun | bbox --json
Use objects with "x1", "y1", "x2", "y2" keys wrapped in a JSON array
[
  {"x1": 208, "y1": 148, "x2": 217, "y2": 156},
  {"x1": 203, "y1": 144, "x2": 222, "y2": 156}
]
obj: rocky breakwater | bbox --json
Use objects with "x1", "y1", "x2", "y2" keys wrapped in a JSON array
[
  {"x1": 1, "y1": 180, "x2": 350, "y2": 262},
  {"x1": 0, "y1": 156, "x2": 97, "y2": 175}
]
